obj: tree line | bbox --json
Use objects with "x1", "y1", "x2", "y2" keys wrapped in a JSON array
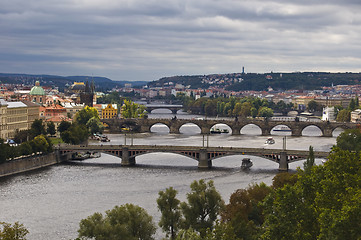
[{"x1": 180, "y1": 95, "x2": 294, "y2": 118}]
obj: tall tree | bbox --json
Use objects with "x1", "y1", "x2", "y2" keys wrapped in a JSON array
[
  {"x1": 336, "y1": 109, "x2": 351, "y2": 122},
  {"x1": 157, "y1": 187, "x2": 182, "y2": 240},
  {"x1": 303, "y1": 146, "x2": 315, "y2": 174},
  {"x1": 46, "y1": 121, "x2": 56, "y2": 136},
  {"x1": 30, "y1": 119, "x2": 46, "y2": 138},
  {"x1": 180, "y1": 179, "x2": 224, "y2": 238},
  {"x1": 75, "y1": 106, "x2": 99, "y2": 125},
  {"x1": 86, "y1": 117, "x2": 104, "y2": 135},
  {"x1": 0, "y1": 221, "x2": 29, "y2": 240},
  {"x1": 78, "y1": 204, "x2": 156, "y2": 240},
  {"x1": 121, "y1": 99, "x2": 147, "y2": 119}
]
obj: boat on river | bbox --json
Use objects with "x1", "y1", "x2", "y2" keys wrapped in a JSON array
[
  {"x1": 273, "y1": 126, "x2": 291, "y2": 132},
  {"x1": 210, "y1": 127, "x2": 229, "y2": 134},
  {"x1": 241, "y1": 158, "x2": 253, "y2": 170},
  {"x1": 265, "y1": 137, "x2": 275, "y2": 144}
]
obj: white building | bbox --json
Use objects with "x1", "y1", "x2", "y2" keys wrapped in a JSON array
[
  {"x1": 322, "y1": 107, "x2": 335, "y2": 121},
  {"x1": 351, "y1": 109, "x2": 361, "y2": 123}
]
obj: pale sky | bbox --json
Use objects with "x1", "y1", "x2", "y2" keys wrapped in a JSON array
[{"x1": 1, "y1": 0, "x2": 361, "y2": 81}]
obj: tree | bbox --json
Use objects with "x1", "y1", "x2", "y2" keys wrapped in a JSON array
[
  {"x1": 121, "y1": 99, "x2": 147, "y2": 119},
  {"x1": 157, "y1": 187, "x2": 182, "y2": 240},
  {"x1": 75, "y1": 106, "x2": 99, "y2": 125},
  {"x1": 303, "y1": 146, "x2": 315, "y2": 174},
  {"x1": 78, "y1": 203, "x2": 156, "y2": 240},
  {"x1": 221, "y1": 183, "x2": 271, "y2": 240},
  {"x1": 0, "y1": 221, "x2": 29, "y2": 240},
  {"x1": 30, "y1": 119, "x2": 46, "y2": 138},
  {"x1": 32, "y1": 135, "x2": 50, "y2": 153},
  {"x1": 46, "y1": 121, "x2": 56, "y2": 136},
  {"x1": 307, "y1": 100, "x2": 318, "y2": 112},
  {"x1": 336, "y1": 129, "x2": 361, "y2": 151},
  {"x1": 180, "y1": 179, "x2": 224, "y2": 238},
  {"x1": 57, "y1": 120, "x2": 72, "y2": 133},
  {"x1": 61, "y1": 124, "x2": 88, "y2": 145},
  {"x1": 348, "y1": 98, "x2": 356, "y2": 111},
  {"x1": 258, "y1": 107, "x2": 273, "y2": 118},
  {"x1": 86, "y1": 117, "x2": 104, "y2": 135},
  {"x1": 336, "y1": 109, "x2": 351, "y2": 122}
]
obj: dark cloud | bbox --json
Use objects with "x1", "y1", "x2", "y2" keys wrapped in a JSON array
[{"x1": 1, "y1": 0, "x2": 361, "y2": 81}]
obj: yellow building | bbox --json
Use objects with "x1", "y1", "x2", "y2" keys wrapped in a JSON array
[
  {"x1": 0, "y1": 100, "x2": 40, "y2": 139},
  {"x1": 101, "y1": 104, "x2": 118, "y2": 119}
]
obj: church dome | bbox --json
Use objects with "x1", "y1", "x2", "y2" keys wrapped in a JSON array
[{"x1": 29, "y1": 81, "x2": 45, "y2": 95}]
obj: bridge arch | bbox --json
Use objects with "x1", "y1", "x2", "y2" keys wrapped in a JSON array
[
  {"x1": 150, "y1": 123, "x2": 170, "y2": 134},
  {"x1": 179, "y1": 123, "x2": 201, "y2": 135},
  {"x1": 240, "y1": 124, "x2": 262, "y2": 135},
  {"x1": 210, "y1": 123, "x2": 232, "y2": 134},
  {"x1": 270, "y1": 124, "x2": 292, "y2": 136},
  {"x1": 301, "y1": 125, "x2": 323, "y2": 136}
]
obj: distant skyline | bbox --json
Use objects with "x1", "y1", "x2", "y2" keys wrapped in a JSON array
[{"x1": 1, "y1": 0, "x2": 361, "y2": 81}]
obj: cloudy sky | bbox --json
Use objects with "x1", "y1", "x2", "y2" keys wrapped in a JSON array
[{"x1": 1, "y1": 0, "x2": 361, "y2": 81}]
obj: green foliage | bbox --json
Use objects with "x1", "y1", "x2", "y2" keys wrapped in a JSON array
[
  {"x1": 121, "y1": 99, "x2": 147, "y2": 119},
  {"x1": 336, "y1": 109, "x2": 351, "y2": 122},
  {"x1": 157, "y1": 187, "x2": 182, "y2": 240},
  {"x1": 261, "y1": 147, "x2": 361, "y2": 239},
  {"x1": 0, "y1": 221, "x2": 29, "y2": 240},
  {"x1": 221, "y1": 183, "x2": 271, "y2": 240},
  {"x1": 32, "y1": 135, "x2": 49, "y2": 153},
  {"x1": 13, "y1": 130, "x2": 30, "y2": 144},
  {"x1": 336, "y1": 129, "x2": 361, "y2": 151},
  {"x1": 271, "y1": 172, "x2": 298, "y2": 189},
  {"x1": 257, "y1": 107, "x2": 273, "y2": 118},
  {"x1": 57, "y1": 120, "x2": 72, "y2": 133},
  {"x1": 303, "y1": 146, "x2": 315, "y2": 173},
  {"x1": 78, "y1": 203, "x2": 156, "y2": 240},
  {"x1": 307, "y1": 100, "x2": 322, "y2": 112},
  {"x1": 30, "y1": 119, "x2": 46, "y2": 139},
  {"x1": 86, "y1": 117, "x2": 105, "y2": 135},
  {"x1": 60, "y1": 123, "x2": 88, "y2": 145},
  {"x1": 75, "y1": 106, "x2": 99, "y2": 125},
  {"x1": 180, "y1": 179, "x2": 224, "y2": 238},
  {"x1": 46, "y1": 121, "x2": 56, "y2": 136}
]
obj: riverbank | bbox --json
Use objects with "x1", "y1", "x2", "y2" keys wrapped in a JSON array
[{"x1": 0, "y1": 152, "x2": 68, "y2": 178}]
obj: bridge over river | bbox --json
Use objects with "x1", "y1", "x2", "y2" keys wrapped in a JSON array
[
  {"x1": 102, "y1": 118, "x2": 357, "y2": 137},
  {"x1": 58, "y1": 144, "x2": 329, "y2": 171}
]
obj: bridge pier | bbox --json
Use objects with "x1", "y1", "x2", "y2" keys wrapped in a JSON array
[
  {"x1": 278, "y1": 151, "x2": 288, "y2": 171},
  {"x1": 323, "y1": 128, "x2": 333, "y2": 137},
  {"x1": 170, "y1": 126, "x2": 180, "y2": 134},
  {"x1": 261, "y1": 128, "x2": 271, "y2": 136},
  {"x1": 121, "y1": 147, "x2": 136, "y2": 166},
  {"x1": 198, "y1": 149, "x2": 212, "y2": 169}
]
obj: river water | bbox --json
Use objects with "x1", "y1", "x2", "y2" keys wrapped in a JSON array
[{"x1": 0, "y1": 111, "x2": 341, "y2": 239}]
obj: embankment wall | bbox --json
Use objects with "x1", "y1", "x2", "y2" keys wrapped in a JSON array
[{"x1": 0, "y1": 151, "x2": 69, "y2": 178}]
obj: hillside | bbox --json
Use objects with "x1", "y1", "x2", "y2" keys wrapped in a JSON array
[
  {"x1": 147, "y1": 72, "x2": 361, "y2": 91},
  {"x1": 0, "y1": 73, "x2": 148, "y2": 92}
]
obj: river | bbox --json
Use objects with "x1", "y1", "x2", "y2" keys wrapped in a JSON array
[{"x1": 0, "y1": 111, "x2": 341, "y2": 239}]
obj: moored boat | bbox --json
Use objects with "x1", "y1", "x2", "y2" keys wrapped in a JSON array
[
  {"x1": 273, "y1": 126, "x2": 291, "y2": 132},
  {"x1": 241, "y1": 158, "x2": 253, "y2": 170}
]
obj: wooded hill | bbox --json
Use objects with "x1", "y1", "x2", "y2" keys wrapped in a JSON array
[{"x1": 148, "y1": 72, "x2": 361, "y2": 91}]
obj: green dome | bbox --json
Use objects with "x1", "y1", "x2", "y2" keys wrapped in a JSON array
[{"x1": 29, "y1": 81, "x2": 45, "y2": 95}]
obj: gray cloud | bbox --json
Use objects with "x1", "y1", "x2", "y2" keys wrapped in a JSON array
[{"x1": 1, "y1": 0, "x2": 361, "y2": 81}]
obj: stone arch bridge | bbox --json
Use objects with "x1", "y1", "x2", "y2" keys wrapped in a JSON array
[
  {"x1": 58, "y1": 144, "x2": 329, "y2": 171},
  {"x1": 102, "y1": 118, "x2": 357, "y2": 137}
]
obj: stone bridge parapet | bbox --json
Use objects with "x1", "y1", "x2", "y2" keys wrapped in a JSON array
[
  {"x1": 58, "y1": 144, "x2": 329, "y2": 171},
  {"x1": 102, "y1": 118, "x2": 357, "y2": 137}
]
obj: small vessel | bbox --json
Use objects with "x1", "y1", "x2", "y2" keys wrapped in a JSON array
[
  {"x1": 273, "y1": 126, "x2": 291, "y2": 132},
  {"x1": 210, "y1": 127, "x2": 222, "y2": 134},
  {"x1": 241, "y1": 158, "x2": 253, "y2": 170},
  {"x1": 72, "y1": 152, "x2": 90, "y2": 160},
  {"x1": 210, "y1": 127, "x2": 229, "y2": 134},
  {"x1": 265, "y1": 137, "x2": 275, "y2": 144}
]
